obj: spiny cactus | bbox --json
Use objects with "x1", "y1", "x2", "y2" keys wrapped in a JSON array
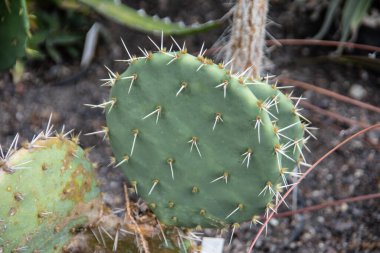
[
  {"x1": 89, "y1": 37, "x2": 312, "y2": 231},
  {"x1": 0, "y1": 0, "x2": 29, "y2": 70},
  {"x1": 0, "y1": 128, "x2": 101, "y2": 253}
]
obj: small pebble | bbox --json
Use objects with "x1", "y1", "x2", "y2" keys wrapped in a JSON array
[
  {"x1": 340, "y1": 203, "x2": 349, "y2": 212},
  {"x1": 349, "y1": 84, "x2": 367, "y2": 100},
  {"x1": 269, "y1": 218, "x2": 279, "y2": 226},
  {"x1": 317, "y1": 216, "x2": 325, "y2": 223}
]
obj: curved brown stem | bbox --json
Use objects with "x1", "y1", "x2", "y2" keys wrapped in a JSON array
[
  {"x1": 274, "y1": 192, "x2": 380, "y2": 218},
  {"x1": 267, "y1": 39, "x2": 380, "y2": 53},
  {"x1": 299, "y1": 100, "x2": 375, "y2": 129},
  {"x1": 279, "y1": 77, "x2": 380, "y2": 114}
]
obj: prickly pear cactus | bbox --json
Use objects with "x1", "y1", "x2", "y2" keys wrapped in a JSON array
[
  {"x1": 0, "y1": 134, "x2": 100, "y2": 253},
  {"x1": 0, "y1": 0, "x2": 29, "y2": 70},
  {"x1": 100, "y1": 39, "x2": 308, "y2": 229}
]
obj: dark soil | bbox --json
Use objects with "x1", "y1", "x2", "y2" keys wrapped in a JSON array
[{"x1": 1, "y1": 0, "x2": 379, "y2": 252}]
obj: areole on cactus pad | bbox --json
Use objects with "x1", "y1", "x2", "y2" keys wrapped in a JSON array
[{"x1": 101, "y1": 38, "x2": 308, "y2": 229}]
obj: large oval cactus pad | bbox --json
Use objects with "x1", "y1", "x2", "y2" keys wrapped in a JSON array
[{"x1": 106, "y1": 52, "x2": 287, "y2": 228}]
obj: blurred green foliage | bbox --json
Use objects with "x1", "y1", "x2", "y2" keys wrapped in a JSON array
[
  {"x1": 78, "y1": 0, "x2": 221, "y2": 35},
  {"x1": 27, "y1": 1, "x2": 90, "y2": 63},
  {"x1": 338, "y1": 0, "x2": 373, "y2": 51},
  {"x1": 2, "y1": 0, "x2": 221, "y2": 69},
  {"x1": 0, "y1": 0, "x2": 29, "y2": 71},
  {"x1": 313, "y1": 0, "x2": 374, "y2": 53}
]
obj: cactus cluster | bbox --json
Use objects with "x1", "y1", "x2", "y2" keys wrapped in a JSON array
[
  {"x1": 0, "y1": 36, "x2": 312, "y2": 251},
  {"x1": 95, "y1": 37, "x2": 311, "y2": 230},
  {"x1": 0, "y1": 0, "x2": 29, "y2": 70},
  {"x1": 0, "y1": 22, "x2": 314, "y2": 249}
]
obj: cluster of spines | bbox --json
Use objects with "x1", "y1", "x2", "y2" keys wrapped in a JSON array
[
  {"x1": 0, "y1": 115, "x2": 63, "y2": 174},
  {"x1": 86, "y1": 34, "x2": 316, "y2": 240}
]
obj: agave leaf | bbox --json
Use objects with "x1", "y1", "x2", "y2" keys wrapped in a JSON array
[
  {"x1": 313, "y1": 0, "x2": 342, "y2": 40},
  {"x1": 337, "y1": 0, "x2": 373, "y2": 53},
  {"x1": 342, "y1": 0, "x2": 373, "y2": 34},
  {"x1": 78, "y1": 0, "x2": 221, "y2": 35}
]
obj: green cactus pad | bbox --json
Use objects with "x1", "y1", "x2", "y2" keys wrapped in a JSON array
[
  {"x1": 105, "y1": 51, "x2": 291, "y2": 228},
  {"x1": 0, "y1": 137, "x2": 100, "y2": 252},
  {"x1": 0, "y1": 0, "x2": 29, "y2": 70}
]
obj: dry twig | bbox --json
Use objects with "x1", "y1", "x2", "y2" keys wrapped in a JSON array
[{"x1": 124, "y1": 184, "x2": 151, "y2": 253}]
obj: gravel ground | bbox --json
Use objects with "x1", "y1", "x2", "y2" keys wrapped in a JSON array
[{"x1": 0, "y1": 1, "x2": 379, "y2": 252}]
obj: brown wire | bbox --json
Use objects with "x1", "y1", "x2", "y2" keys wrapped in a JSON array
[{"x1": 280, "y1": 77, "x2": 380, "y2": 114}]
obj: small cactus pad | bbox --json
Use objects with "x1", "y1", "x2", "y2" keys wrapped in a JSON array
[
  {"x1": 105, "y1": 46, "x2": 306, "y2": 229},
  {"x1": 247, "y1": 80, "x2": 305, "y2": 170},
  {"x1": 0, "y1": 0, "x2": 29, "y2": 70},
  {"x1": 0, "y1": 136, "x2": 100, "y2": 252}
]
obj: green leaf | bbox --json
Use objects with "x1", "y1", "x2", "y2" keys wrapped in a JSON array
[
  {"x1": 342, "y1": 0, "x2": 373, "y2": 33},
  {"x1": 313, "y1": 0, "x2": 342, "y2": 40},
  {"x1": 338, "y1": 0, "x2": 373, "y2": 53},
  {"x1": 78, "y1": 0, "x2": 221, "y2": 35},
  {"x1": 0, "y1": 0, "x2": 29, "y2": 71}
]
